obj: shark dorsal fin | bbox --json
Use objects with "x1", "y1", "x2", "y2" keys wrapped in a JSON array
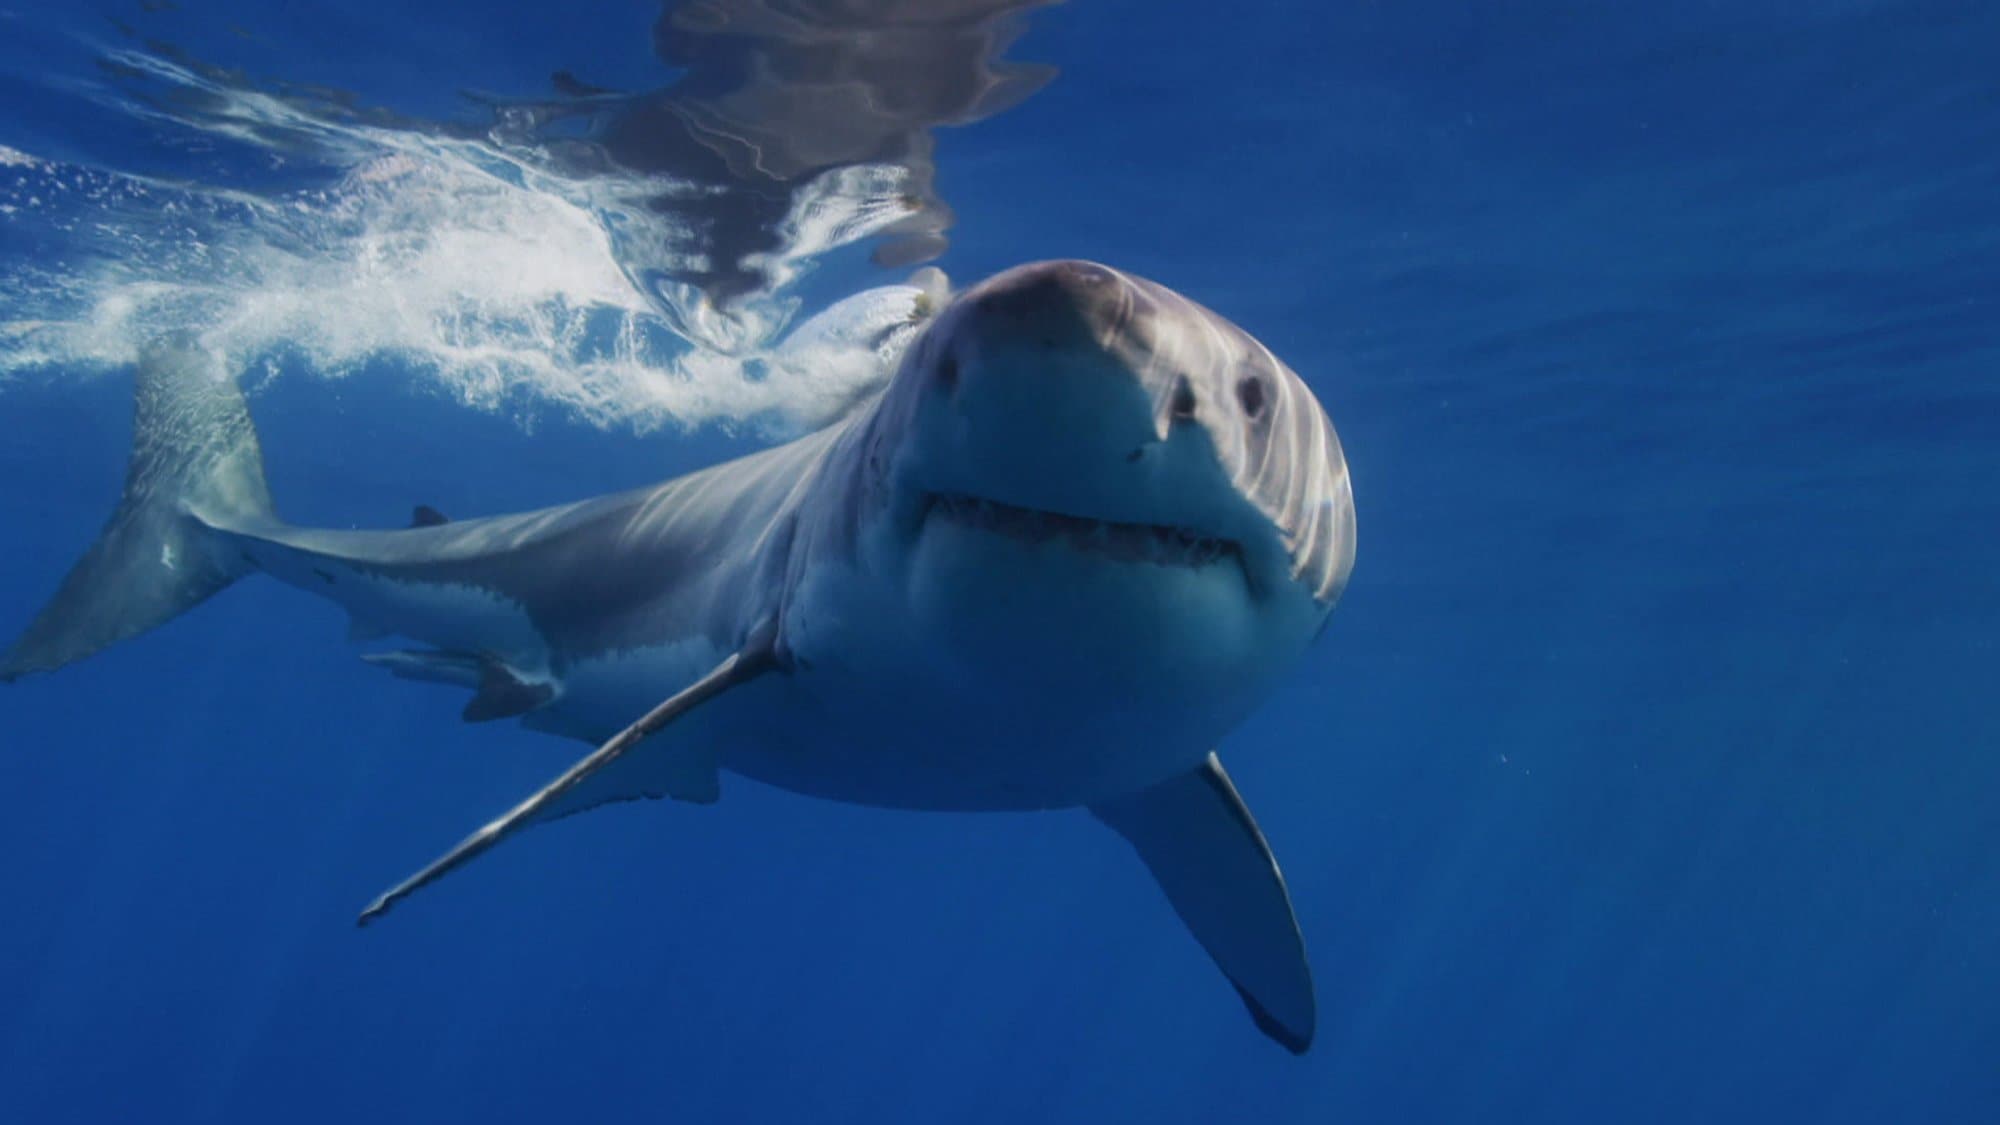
[{"x1": 409, "y1": 505, "x2": 450, "y2": 528}]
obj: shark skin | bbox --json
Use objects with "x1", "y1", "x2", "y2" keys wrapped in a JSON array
[{"x1": 3, "y1": 261, "x2": 1356, "y2": 1053}]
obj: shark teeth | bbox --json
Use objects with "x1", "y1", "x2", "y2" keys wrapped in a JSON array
[{"x1": 926, "y1": 492, "x2": 1242, "y2": 568}]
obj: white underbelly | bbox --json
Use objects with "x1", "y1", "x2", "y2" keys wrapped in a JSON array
[
  {"x1": 734, "y1": 667, "x2": 1219, "y2": 811},
  {"x1": 528, "y1": 533, "x2": 1310, "y2": 811},
  {"x1": 709, "y1": 556, "x2": 1250, "y2": 811},
  {"x1": 536, "y1": 617, "x2": 1220, "y2": 811}
]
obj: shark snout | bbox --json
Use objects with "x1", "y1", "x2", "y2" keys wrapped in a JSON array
[
  {"x1": 883, "y1": 258, "x2": 1352, "y2": 631},
  {"x1": 908, "y1": 259, "x2": 1250, "y2": 507},
  {"x1": 952, "y1": 259, "x2": 1132, "y2": 357},
  {"x1": 967, "y1": 260, "x2": 1120, "y2": 324}
]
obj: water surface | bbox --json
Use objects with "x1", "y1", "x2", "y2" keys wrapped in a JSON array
[{"x1": 1, "y1": 2, "x2": 1996, "y2": 1122}]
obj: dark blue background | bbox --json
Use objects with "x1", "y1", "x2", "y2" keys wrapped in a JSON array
[{"x1": 3, "y1": 2, "x2": 1997, "y2": 1121}]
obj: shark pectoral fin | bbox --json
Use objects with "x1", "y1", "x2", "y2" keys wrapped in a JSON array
[
  {"x1": 1091, "y1": 754, "x2": 1315, "y2": 1054},
  {"x1": 356, "y1": 625, "x2": 780, "y2": 927},
  {"x1": 534, "y1": 739, "x2": 721, "y2": 820},
  {"x1": 359, "y1": 649, "x2": 483, "y2": 686}
]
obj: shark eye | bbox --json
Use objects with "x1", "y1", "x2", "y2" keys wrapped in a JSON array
[
  {"x1": 937, "y1": 353, "x2": 959, "y2": 389},
  {"x1": 1236, "y1": 375, "x2": 1268, "y2": 419}
]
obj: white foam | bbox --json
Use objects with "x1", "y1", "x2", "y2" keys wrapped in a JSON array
[{"x1": 0, "y1": 48, "x2": 939, "y2": 432}]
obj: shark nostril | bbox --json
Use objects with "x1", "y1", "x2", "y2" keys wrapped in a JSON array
[
  {"x1": 1237, "y1": 375, "x2": 1267, "y2": 419},
  {"x1": 1063, "y1": 262, "x2": 1113, "y2": 288}
]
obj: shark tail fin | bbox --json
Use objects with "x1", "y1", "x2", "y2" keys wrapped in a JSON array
[{"x1": 1, "y1": 340, "x2": 275, "y2": 682}]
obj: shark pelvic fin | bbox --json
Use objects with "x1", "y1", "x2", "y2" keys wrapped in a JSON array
[
  {"x1": 359, "y1": 649, "x2": 553, "y2": 722},
  {"x1": 359, "y1": 649, "x2": 482, "y2": 686},
  {"x1": 356, "y1": 621, "x2": 781, "y2": 927},
  {"x1": 462, "y1": 660, "x2": 554, "y2": 723}
]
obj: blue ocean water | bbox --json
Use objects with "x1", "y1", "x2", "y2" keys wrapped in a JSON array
[{"x1": 2, "y1": 1, "x2": 1996, "y2": 1122}]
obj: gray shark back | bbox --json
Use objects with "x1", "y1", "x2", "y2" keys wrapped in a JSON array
[
  {"x1": 236, "y1": 443, "x2": 811, "y2": 658},
  {"x1": 3, "y1": 344, "x2": 844, "y2": 683}
]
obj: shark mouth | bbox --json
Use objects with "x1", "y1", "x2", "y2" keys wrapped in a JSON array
[{"x1": 923, "y1": 492, "x2": 1244, "y2": 569}]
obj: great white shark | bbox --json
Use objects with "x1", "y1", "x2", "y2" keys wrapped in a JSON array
[{"x1": 3, "y1": 260, "x2": 1356, "y2": 1053}]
